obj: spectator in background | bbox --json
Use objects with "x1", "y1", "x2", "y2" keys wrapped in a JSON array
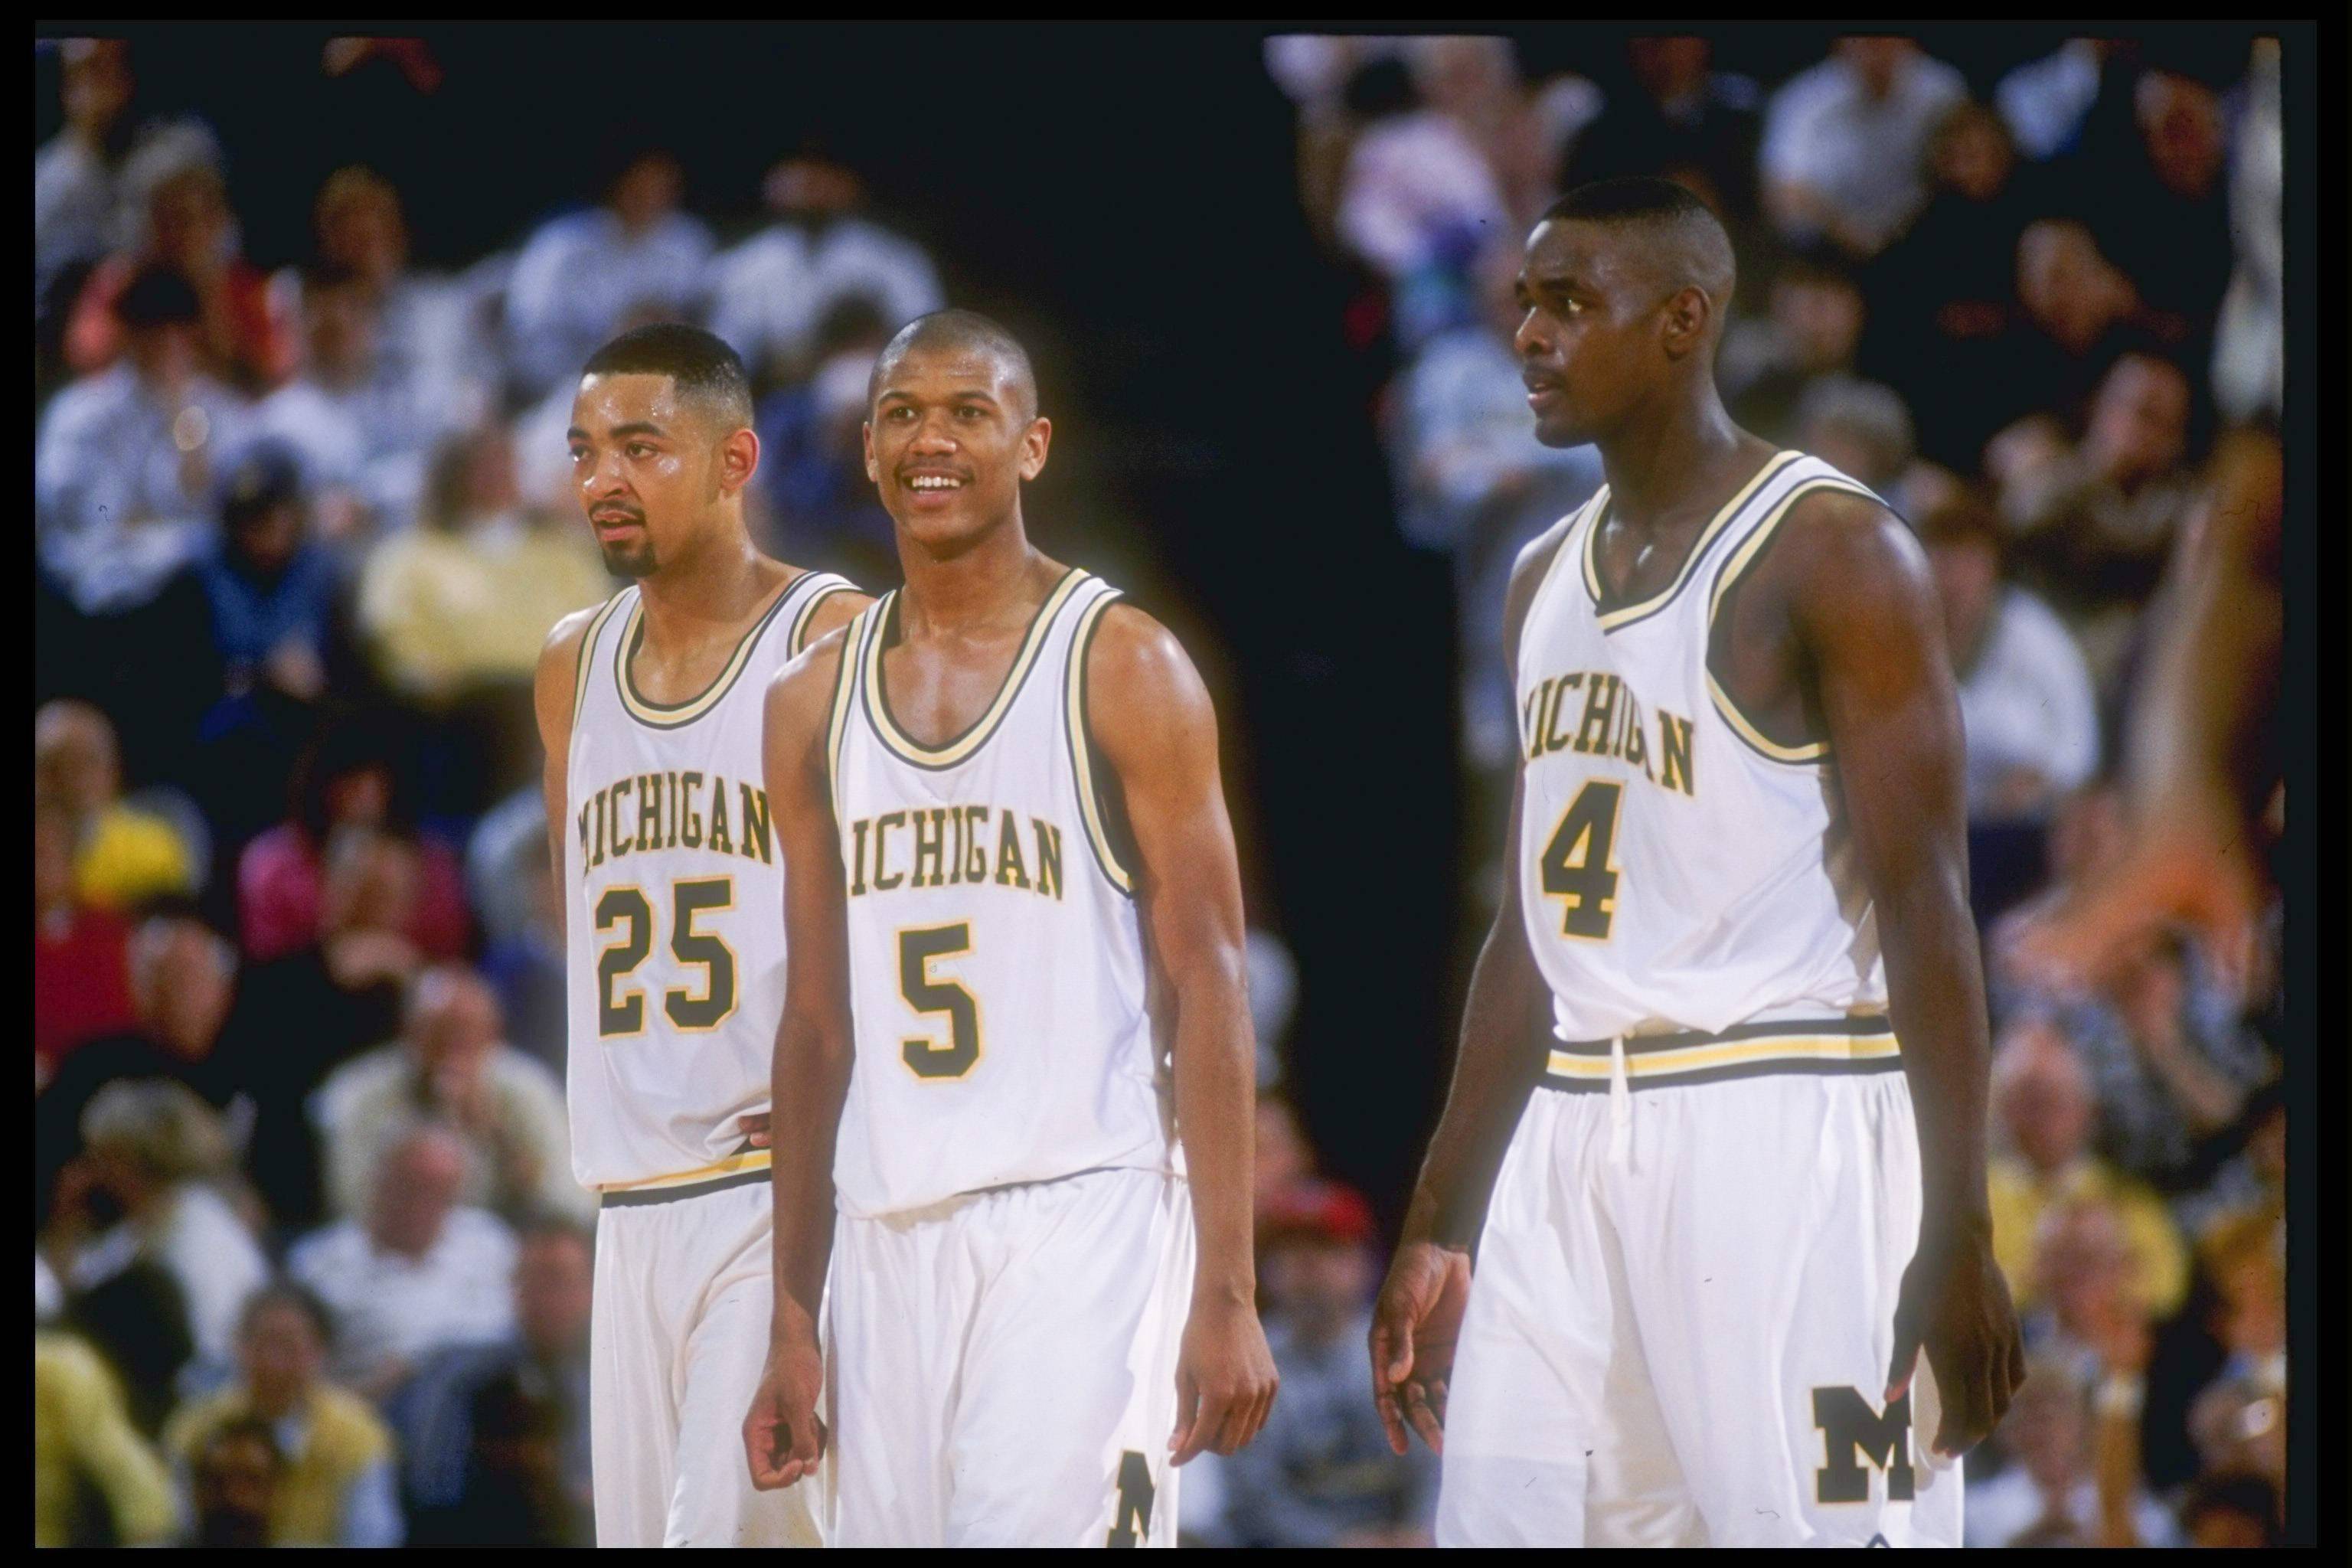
[
  {"x1": 1970, "y1": 218, "x2": 2150, "y2": 464},
  {"x1": 1254, "y1": 1092, "x2": 1315, "y2": 1219},
  {"x1": 1221, "y1": 1181, "x2": 1436, "y2": 1547},
  {"x1": 752, "y1": 294, "x2": 902, "y2": 581},
  {"x1": 2212, "y1": 40, "x2": 2282, "y2": 426},
  {"x1": 1990, "y1": 351, "x2": 2200, "y2": 691},
  {"x1": 1792, "y1": 376, "x2": 1913, "y2": 493},
  {"x1": 1718, "y1": 250, "x2": 1866, "y2": 446},
  {"x1": 466, "y1": 797, "x2": 569, "y2": 1078},
  {"x1": 315, "y1": 965, "x2": 587, "y2": 1225},
  {"x1": 356, "y1": 421, "x2": 612, "y2": 705},
  {"x1": 34, "y1": 698, "x2": 198, "y2": 912},
  {"x1": 33, "y1": 1328, "x2": 180, "y2": 1547},
  {"x1": 2071, "y1": 64, "x2": 2235, "y2": 374},
  {"x1": 287, "y1": 1122, "x2": 519, "y2": 1404},
  {"x1": 397, "y1": 1216, "x2": 595, "y2": 1545},
  {"x1": 252, "y1": 260, "x2": 448, "y2": 541},
  {"x1": 69, "y1": 1078, "x2": 269, "y2": 1378},
  {"x1": 502, "y1": 143, "x2": 713, "y2": 398},
  {"x1": 36, "y1": 264, "x2": 250, "y2": 616},
  {"x1": 707, "y1": 152, "x2": 944, "y2": 392},
  {"x1": 64, "y1": 136, "x2": 294, "y2": 391},
  {"x1": 164, "y1": 1282, "x2": 403, "y2": 1547},
  {"x1": 2180, "y1": 1472, "x2": 2283, "y2": 1548},
  {"x1": 1986, "y1": 1020, "x2": 2188, "y2": 1325},
  {"x1": 184, "y1": 1416, "x2": 283, "y2": 1547},
  {"x1": 34, "y1": 797, "x2": 139, "y2": 1083},
  {"x1": 1996, "y1": 39, "x2": 2128, "y2": 165},
  {"x1": 1962, "y1": 1355, "x2": 2180, "y2": 1547},
  {"x1": 1914, "y1": 492, "x2": 2099, "y2": 825},
  {"x1": 1759, "y1": 36, "x2": 1967, "y2": 260},
  {"x1": 237, "y1": 724, "x2": 472, "y2": 965},
  {"x1": 1558, "y1": 38, "x2": 1762, "y2": 238}
]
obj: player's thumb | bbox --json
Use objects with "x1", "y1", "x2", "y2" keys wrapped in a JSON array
[{"x1": 1885, "y1": 1320, "x2": 1921, "y2": 1403}]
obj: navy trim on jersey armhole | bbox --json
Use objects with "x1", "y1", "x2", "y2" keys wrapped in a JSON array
[{"x1": 1066, "y1": 587, "x2": 1138, "y2": 897}]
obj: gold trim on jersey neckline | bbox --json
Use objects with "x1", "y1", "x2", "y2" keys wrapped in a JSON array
[
  {"x1": 571, "y1": 591, "x2": 630, "y2": 727},
  {"x1": 613, "y1": 576, "x2": 801, "y2": 730},
  {"x1": 1580, "y1": 449, "x2": 1805, "y2": 632},
  {"x1": 861, "y1": 567, "x2": 1089, "y2": 770}
]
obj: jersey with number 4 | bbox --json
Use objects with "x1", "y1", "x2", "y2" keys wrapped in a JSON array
[
  {"x1": 1514, "y1": 451, "x2": 1892, "y2": 1048},
  {"x1": 564, "y1": 570, "x2": 858, "y2": 1190},
  {"x1": 825, "y1": 568, "x2": 1174, "y2": 1220}
]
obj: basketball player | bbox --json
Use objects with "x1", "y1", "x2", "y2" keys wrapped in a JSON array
[
  {"x1": 741, "y1": 311, "x2": 1277, "y2": 1547},
  {"x1": 532, "y1": 324, "x2": 867, "y2": 1547},
  {"x1": 1367, "y1": 178, "x2": 2025, "y2": 1547}
]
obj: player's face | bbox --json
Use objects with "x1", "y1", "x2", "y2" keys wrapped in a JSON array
[
  {"x1": 1513, "y1": 219, "x2": 1674, "y2": 449},
  {"x1": 864, "y1": 346, "x2": 1050, "y2": 554},
  {"x1": 568, "y1": 372, "x2": 743, "y2": 579}
]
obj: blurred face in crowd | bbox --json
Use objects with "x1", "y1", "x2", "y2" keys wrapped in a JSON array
[
  {"x1": 61, "y1": 38, "x2": 133, "y2": 141},
  {"x1": 318, "y1": 171, "x2": 408, "y2": 287},
  {"x1": 322, "y1": 763, "x2": 393, "y2": 831},
  {"x1": 2037, "y1": 1199, "x2": 2134, "y2": 1332},
  {"x1": 371, "y1": 1129, "x2": 466, "y2": 1256},
  {"x1": 1254, "y1": 1097, "x2": 1311, "y2": 1211},
  {"x1": 1993, "y1": 1020, "x2": 2094, "y2": 1172},
  {"x1": 302, "y1": 277, "x2": 378, "y2": 386},
  {"x1": 1932, "y1": 103, "x2": 2014, "y2": 202},
  {"x1": 864, "y1": 339, "x2": 1049, "y2": 555},
  {"x1": 124, "y1": 312, "x2": 203, "y2": 391},
  {"x1": 609, "y1": 152, "x2": 683, "y2": 231},
  {"x1": 134, "y1": 917, "x2": 236, "y2": 1060},
  {"x1": 1921, "y1": 515, "x2": 2000, "y2": 661},
  {"x1": 515, "y1": 1228, "x2": 594, "y2": 1361},
  {"x1": 2138, "y1": 71, "x2": 2225, "y2": 198},
  {"x1": 34, "y1": 806, "x2": 77, "y2": 914},
  {"x1": 1515, "y1": 217, "x2": 1721, "y2": 449},
  {"x1": 2017, "y1": 220, "x2": 2133, "y2": 353},
  {"x1": 320, "y1": 831, "x2": 420, "y2": 939},
  {"x1": 34, "y1": 701, "x2": 122, "y2": 818},
  {"x1": 2084, "y1": 354, "x2": 2190, "y2": 488},
  {"x1": 2003, "y1": 1367, "x2": 2088, "y2": 1491},
  {"x1": 241, "y1": 1297, "x2": 327, "y2": 1413},
  {"x1": 407, "y1": 965, "x2": 501, "y2": 1076},
  {"x1": 1263, "y1": 1233, "x2": 1375, "y2": 1339},
  {"x1": 1771, "y1": 270, "x2": 1864, "y2": 375},
  {"x1": 569, "y1": 371, "x2": 757, "y2": 580},
  {"x1": 229, "y1": 497, "x2": 309, "y2": 577},
  {"x1": 765, "y1": 155, "x2": 864, "y2": 218},
  {"x1": 1836, "y1": 37, "x2": 1916, "y2": 101},
  {"x1": 148, "y1": 164, "x2": 232, "y2": 271},
  {"x1": 1630, "y1": 38, "x2": 1710, "y2": 106}
]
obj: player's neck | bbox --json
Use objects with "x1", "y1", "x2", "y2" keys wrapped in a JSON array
[
  {"x1": 635, "y1": 524, "x2": 778, "y2": 652},
  {"x1": 1596, "y1": 388, "x2": 1757, "y2": 533},
  {"x1": 894, "y1": 509, "x2": 1054, "y2": 637}
]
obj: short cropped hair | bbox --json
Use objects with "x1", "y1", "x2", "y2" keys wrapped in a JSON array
[
  {"x1": 1542, "y1": 175, "x2": 1737, "y2": 305},
  {"x1": 581, "y1": 322, "x2": 755, "y2": 434},
  {"x1": 869, "y1": 309, "x2": 1039, "y2": 420}
]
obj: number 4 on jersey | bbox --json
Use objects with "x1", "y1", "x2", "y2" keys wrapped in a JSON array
[{"x1": 1539, "y1": 779, "x2": 1623, "y2": 940}]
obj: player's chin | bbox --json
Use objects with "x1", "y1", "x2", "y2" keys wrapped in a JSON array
[{"x1": 1531, "y1": 413, "x2": 1591, "y2": 450}]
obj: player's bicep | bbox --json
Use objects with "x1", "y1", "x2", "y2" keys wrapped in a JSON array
[{"x1": 763, "y1": 647, "x2": 854, "y2": 1022}]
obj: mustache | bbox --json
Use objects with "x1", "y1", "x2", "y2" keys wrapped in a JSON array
[{"x1": 590, "y1": 505, "x2": 645, "y2": 524}]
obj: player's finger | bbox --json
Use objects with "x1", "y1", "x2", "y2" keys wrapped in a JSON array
[
  {"x1": 1932, "y1": 1362, "x2": 1990, "y2": 1459},
  {"x1": 1403, "y1": 1379, "x2": 1444, "y2": 1455},
  {"x1": 736, "y1": 1112, "x2": 773, "y2": 1148},
  {"x1": 1168, "y1": 1370, "x2": 1200, "y2": 1456},
  {"x1": 1177, "y1": 1388, "x2": 1235, "y2": 1466},
  {"x1": 1374, "y1": 1383, "x2": 1410, "y2": 1455},
  {"x1": 1369, "y1": 1310, "x2": 1413, "y2": 1392},
  {"x1": 1884, "y1": 1318, "x2": 1920, "y2": 1403}
]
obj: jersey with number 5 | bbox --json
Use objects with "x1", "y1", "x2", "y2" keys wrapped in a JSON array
[
  {"x1": 1513, "y1": 452, "x2": 1891, "y2": 1045},
  {"x1": 564, "y1": 570, "x2": 858, "y2": 1190},
  {"x1": 825, "y1": 569, "x2": 1174, "y2": 1220}
]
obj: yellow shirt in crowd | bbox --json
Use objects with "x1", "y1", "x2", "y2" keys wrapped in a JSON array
[
  {"x1": 73, "y1": 802, "x2": 195, "y2": 912},
  {"x1": 356, "y1": 519, "x2": 613, "y2": 701},
  {"x1": 165, "y1": 1380, "x2": 394, "y2": 1548},
  {"x1": 1988, "y1": 1155, "x2": 2191, "y2": 1321},
  {"x1": 34, "y1": 1331, "x2": 178, "y2": 1547}
]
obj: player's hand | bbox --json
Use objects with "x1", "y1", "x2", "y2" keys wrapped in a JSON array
[
  {"x1": 743, "y1": 1331, "x2": 828, "y2": 1490},
  {"x1": 1369, "y1": 1239, "x2": 1472, "y2": 1455},
  {"x1": 736, "y1": 1112, "x2": 772, "y2": 1149},
  {"x1": 1169, "y1": 1292, "x2": 1278, "y2": 1466},
  {"x1": 1886, "y1": 1220, "x2": 2024, "y2": 1461}
]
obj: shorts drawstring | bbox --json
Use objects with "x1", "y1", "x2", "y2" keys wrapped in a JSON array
[{"x1": 1608, "y1": 1034, "x2": 1632, "y2": 1167}]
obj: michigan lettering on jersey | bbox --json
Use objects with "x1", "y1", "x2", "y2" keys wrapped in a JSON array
[
  {"x1": 1520, "y1": 669, "x2": 1697, "y2": 798},
  {"x1": 576, "y1": 771, "x2": 773, "y2": 877},
  {"x1": 843, "y1": 805, "x2": 1064, "y2": 902}
]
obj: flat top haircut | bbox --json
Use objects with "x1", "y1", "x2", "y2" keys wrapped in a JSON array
[
  {"x1": 1543, "y1": 175, "x2": 1738, "y2": 309},
  {"x1": 870, "y1": 308, "x2": 1039, "y2": 422},
  {"x1": 580, "y1": 322, "x2": 755, "y2": 435}
]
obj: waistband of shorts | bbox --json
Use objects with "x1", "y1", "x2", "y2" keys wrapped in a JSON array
[
  {"x1": 596, "y1": 1148, "x2": 770, "y2": 1208},
  {"x1": 1537, "y1": 1014, "x2": 1900, "y2": 1094}
]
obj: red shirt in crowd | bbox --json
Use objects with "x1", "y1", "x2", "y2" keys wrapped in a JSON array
[
  {"x1": 236, "y1": 824, "x2": 473, "y2": 965},
  {"x1": 34, "y1": 905, "x2": 139, "y2": 1083}
]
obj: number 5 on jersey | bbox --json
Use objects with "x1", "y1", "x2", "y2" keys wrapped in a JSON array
[
  {"x1": 595, "y1": 878, "x2": 739, "y2": 1037},
  {"x1": 900, "y1": 923, "x2": 982, "y2": 1080},
  {"x1": 1539, "y1": 780, "x2": 1623, "y2": 941}
]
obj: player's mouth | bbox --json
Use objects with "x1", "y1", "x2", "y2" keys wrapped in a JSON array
[
  {"x1": 592, "y1": 511, "x2": 645, "y2": 535},
  {"x1": 1522, "y1": 371, "x2": 1566, "y2": 410},
  {"x1": 899, "y1": 470, "x2": 970, "y2": 501}
]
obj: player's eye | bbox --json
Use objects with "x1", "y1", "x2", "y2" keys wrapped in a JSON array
[
  {"x1": 627, "y1": 443, "x2": 655, "y2": 459},
  {"x1": 956, "y1": 405, "x2": 984, "y2": 420}
]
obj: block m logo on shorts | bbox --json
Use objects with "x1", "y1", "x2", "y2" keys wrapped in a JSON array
[
  {"x1": 1105, "y1": 1449, "x2": 1155, "y2": 1547},
  {"x1": 1812, "y1": 1386, "x2": 1915, "y2": 1504}
]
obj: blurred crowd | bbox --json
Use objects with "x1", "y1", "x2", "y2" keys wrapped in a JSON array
[
  {"x1": 33, "y1": 31, "x2": 2286, "y2": 1550},
  {"x1": 1264, "y1": 31, "x2": 2288, "y2": 1550}
]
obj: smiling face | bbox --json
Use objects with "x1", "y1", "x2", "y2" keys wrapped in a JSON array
[
  {"x1": 568, "y1": 371, "x2": 756, "y2": 579},
  {"x1": 1514, "y1": 217, "x2": 1695, "y2": 449},
  {"x1": 864, "y1": 340, "x2": 1050, "y2": 557}
]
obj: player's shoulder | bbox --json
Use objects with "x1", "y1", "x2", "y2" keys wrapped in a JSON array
[
  {"x1": 1084, "y1": 599, "x2": 1203, "y2": 707},
  {"x1": 535, "y1": 589, "x2": 631, "y2": 711},
  {"x1": 1770, "y1": 483, "x2": 1923, "y2": 590}
]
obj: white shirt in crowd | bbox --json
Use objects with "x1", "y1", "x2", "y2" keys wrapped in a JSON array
[
  {"x1": 1335, "y1": 110, "x2": 1509, "y2": 282},
  {"x1": 502, "y1": 206, "x2": 714, "y2": 397},
  {"x1": 705, "y1": 215, "x2": 942, "y2": 381},
  {"x1": 69, "y1": 1181, "x2": 271, "y2": 1373},
  {"x1": 1964, "y1": 1467, "x2": 2183, "y2": 1548},
  {"x1": 286, "y1": 1206, "x2": 518, "y2": 1385},
  {"x1": 1761, "y1": 51, "x2": 1967, "y2": 253},
  {"x1": 1955, "y1": 585, "x2": 2101, "y2": 821},
  {"x1": 1995, "y1": 40, "x2": 2108, "y2": 163}
]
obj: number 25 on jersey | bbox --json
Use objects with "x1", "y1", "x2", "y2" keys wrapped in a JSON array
[
  {"x1": 596, "y1": 878, "x2": 739, "y2": 1037},
  {"x1": 1539, "y1": 780, "x2": 1622, "y2": 941}
]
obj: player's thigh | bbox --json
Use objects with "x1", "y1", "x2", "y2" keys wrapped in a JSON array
[
  {"x1": 590, "y1": 1203, "x2": 680, "y2": 1548},
  {"x1": 944, "y1": 1170, "x2": 1193, "y2": 1548},
  {"x1": 828, "y1": 1208, "x2": 960, "y2": 1548},
  {"x1": 1615, "y1": 1074, "x2": 1960, "y2": 1547}
]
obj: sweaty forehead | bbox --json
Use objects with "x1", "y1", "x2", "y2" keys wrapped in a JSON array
[
  {"x1": 571, "y1": 371, "x2": 689, "y2": 433},
  {"x1": 874, "y1": 343, "x2": 1024, "y2": 403},
  {"x1": 1523, "y1": 220, "x2": 1652, "y2": 297}
]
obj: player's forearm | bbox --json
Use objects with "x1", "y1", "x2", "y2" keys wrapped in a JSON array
[
  {"x1": 767, "y1": 1011, "x2": 850, "y2": 1331},
  {"x1": 1168, "y1": 952, "x2": 1260, "y2": 1304},
  {"x1": 1401, "y1": 907, "x2": 1544, "y2": 1250},
  {"x1": 1876, "y1": 871, "x2": 1994, "y2": 1236}
]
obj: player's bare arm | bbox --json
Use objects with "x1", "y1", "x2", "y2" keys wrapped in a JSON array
[
  {"x1": 743, "y1": 627, "x2": 858, "y2": 1492},
  {"x1": 1084, "y1": 603, "x2": 1279, "y2": 1467},
  {"x1": 533, "y1": 604, "x2": 605, "y2": 949},
  {"x1": 1369, "y1": 518, "x2": 1565, "y2": 1457},
  {"x1": 1766, "y1": 488, "x2": 2027, "y2": 1458}
]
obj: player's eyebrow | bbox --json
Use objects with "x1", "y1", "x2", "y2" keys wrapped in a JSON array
[
  {"x1": 568, "y1": 420, "x2": 670, "y2": 443},
  {"x1": 876, "y1": 387, "x2": 1001, "y2": 407}
]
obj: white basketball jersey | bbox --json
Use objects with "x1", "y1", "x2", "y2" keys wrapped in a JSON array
[
  {"x1": 564, "y1": 568, "x2": 858, "y2": 1190},
  {"x1": 1514, "y1": 451, "x2": 1892, "y2": 1058},
  {"x1": 825, "y1": 568, "x2": 1173, "y2": 1220}
]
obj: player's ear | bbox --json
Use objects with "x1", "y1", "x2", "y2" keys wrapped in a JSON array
[
  {"x1": 1019, "y1": 416, "x2": 1051, "y2": 482},
  {"x1": 718, "y1": 425, "x2": 760, "y2": 495},
  {"x1": 861, "y1": 421, "x2": 878, "y2": 483},
  {"x1": 1660, "y1": 286, "x2": 1713, "y2": 362}
]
